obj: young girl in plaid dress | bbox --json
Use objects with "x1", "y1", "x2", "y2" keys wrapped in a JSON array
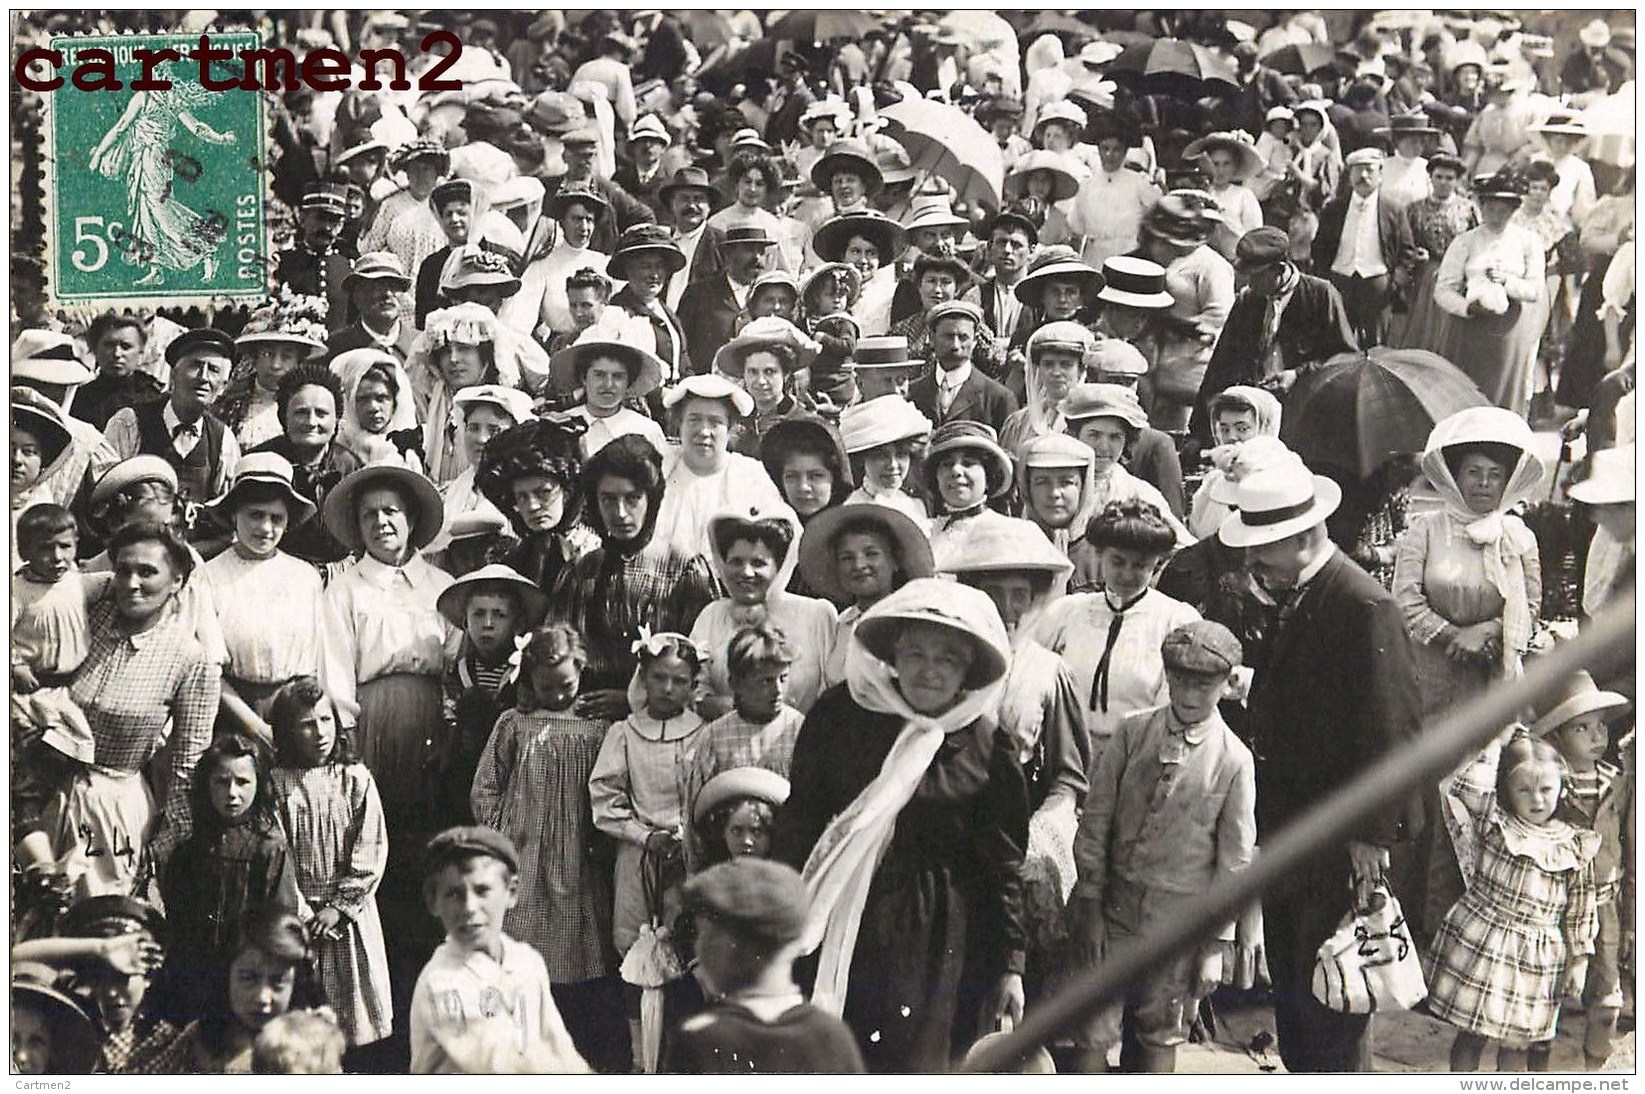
[
  {"x1": 267, "y1": 677, "x2": 393, "y2": 1052},
  {"x1": 1425, "y1": 734, "x2": 1601, "y2": 1071},
  {"x1": 469, "y1": 624, "x2": 622, "y2": 1070}
]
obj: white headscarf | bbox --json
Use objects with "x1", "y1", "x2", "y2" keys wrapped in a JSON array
[
  {"x1": 333, "y1": 348, "x2": 421, "y2": 450},
  {"x1": 800, "y1": 579, "x2": 1010, "y2": 1016},
  {"x1": 1421, "y1": 407, "x2": 1547, "y2": 676}
]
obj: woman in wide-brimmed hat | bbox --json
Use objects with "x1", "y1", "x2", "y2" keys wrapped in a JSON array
[
  {"x1": 424, "y1": 383, "x2": 538, "y2": 559},
  {"x1": 606, "y1": 223, "x2": 693, "y2": 383},
  {"x1": 1432, "y1": 170, "x2": 1547, "y2": 417},
  {"x1": 813, "y1": 210, "x2": 907, "y2": 336},
  {"x1": 472, "y1": 414, "x2": 600, "y2": 598},
  {"x1": 548, "y1": 329, "x2": 668, "y2": 461},
  {"x1": 798, "y1": 502, "x2": 934, "y2": 685},
  {"x1": 688, "y1": 501, "x2": 838, "y2": 720},
  {"x1": 198, "y1": 452, "x2": 324, "y2": 738},
  {"x1": 1375, "y1": 113, "x2": 1442, "y2": 211},
  {"x1": 219, "y1": 293, "x2": 330, "y2": 450},
  {"x1": 10, "y1": 398, "x2": 74, "y2": 563},
  {"x1": 1183, "y1": 131, "x2": 1265, "y2": 261},
  {"x1": 942, "y1": 515, "x2": 1091, "y2": 1013},
  {"x1": 838, "y1": 392, "x2": 934, "y2": 526},
  {"x1": 714, "y1": 317, "x2": 822, "y2": 458},
  {"x1": 772, "y1": 578, "x2": 1026, "y2": 1071},
  {"x1": 407, "y1": 302, "x2": 519, "y2": 487},
  {"x1": 924, "y1": 420, "x2": 1041, "y2": 573},
  {"x1": 810, "y1": 138, "x2": 883, "y2": 218},
  {"x1": 1004, "y1": 149, "x2": 1082, "y2": 249},
  {"x1": 319, "y1": 461, "x2": 455, "y2": 827},
  {"x1": 363, "y1": 137, "x2": 451, "y2": 276},
  {"x1": 1062, "y1": 383, "x2": 1193, "y2": 547}
]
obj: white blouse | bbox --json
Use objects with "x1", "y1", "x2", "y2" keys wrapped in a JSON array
[
  {"x1": 689, "y1": 594, "x2": 838, "y2": 715},
  {"x1": 652, "y1": 452, "x2": 785, "y2": 562},
  {"x1": 201, "y1": 549, "x2": 325, "y2": 685},
  {"x1": 320, "y1": 554, "x2": 460, "y2": 724}
]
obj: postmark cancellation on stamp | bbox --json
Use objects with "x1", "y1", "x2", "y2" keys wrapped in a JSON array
[{"x1": 41, "y1": 32, "x2": 268, "y2": 310}]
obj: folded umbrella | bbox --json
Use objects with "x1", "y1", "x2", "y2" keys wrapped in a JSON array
[
  {"x1": 1279, "y1": 347, "x2": 1492, "y2": 480},
  {"x1": 878, "y1": 97, "x2": 1005, "y2": 210}
]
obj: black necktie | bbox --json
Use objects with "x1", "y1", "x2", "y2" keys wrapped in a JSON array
[{"x1": 1091, "y1": 588, "x2": 1149, "y2": 713}]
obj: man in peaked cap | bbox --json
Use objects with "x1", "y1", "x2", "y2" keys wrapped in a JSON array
[
  {"x1": 908, "y1": 300, "x2": 1018, "y2": 434},
  {"x1": 274, "y1": 185, "x2": 357, "y2": 323},
  {"x1": 1193, "y1": 226, "x2": 1358, "y2": 447}
]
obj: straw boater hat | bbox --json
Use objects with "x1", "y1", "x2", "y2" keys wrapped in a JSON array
[
  {"x1": 850, "y1": 335, "x2": 917, "y2": 375},
  {"x1": 713, "y1": 317, "x2": 821, "y2": 378},
  {"x1": 812, "y1": 211, "x2": 906, "y2": 267},
  {"x1": 1098, "y1": 255, "x2": 1174, "y2": 308},
  {"x1": 1216, "y1": 461, "x2": 1343, "y2": 548},
  {"x1": 1530, "y1": 670, "x2": 1630, "y2": 739},
  {"x1": 810, "y1": 138, "x2": 884, "y2": 195},
  {"x1": 662, "y1": 372, "x2": 755, "y2": 418},
  {"x1": 796, "y1": 502, "x2": 934, "y2": 602},
  {"x1": 720, "y1": 226, "x2": 780, "y2": 255},
  {"x1": 923, "y1": 420, "x2": 1014, "y2": 500},
  {"x1": 1182, "y1": 131, "x2": 1264, "y2": 181},
  {"x1": 838, "y1": 393, "x2": 932, "y2": 453},
  {"x1": 545, "y1": 183, "x2": 612, "y2": 223},
  {"x1": 340, "y1": 252, "x2": 412, "y2": 295},
  {"x1": 939, "y1": 513, "x2": 1075, "y2": 582},
  {"x1": 606, "y1": 223, "x2": 686, "y2": 281},
  {"x1": 1567, "y1": 443, "x2": 1635, "y2": 506},
  {"x1": 548, "y1": 332, "x2": 665, "y2": 398},
  {"x1": 1004, "y1": 150, "x2": 1081, "y2": 204},
  {"x1": 201, "y1": 451, "x2": 317, "y2": 528},
  {"x1": 1375, "y1": 113, "x2": 1441, "y2": 142},
  {"x1": 693, "y1": 766, "x2": 792, "y2": 825},
  {"x1": 11, "y1": 330, "x2": 93, "y2": 387},
  {"x1": 322, "y1": 463, "x2": 446, "y2": 553},
  {"x1": 435, "y1": 562, "x2": 549, "y2": 630},
  {"x1": 1015, "y1": 246, "x2": 1105, "y2": 308},
  {"x1": 629, "y1": 113, "x2": 671, "y2": 147},
  {"x1": 1531, "y1": 110, "x2": 1589, "y2": 139},
  {"x1": 853, "y1": 578, "x2": 1011, "y2": 690}
]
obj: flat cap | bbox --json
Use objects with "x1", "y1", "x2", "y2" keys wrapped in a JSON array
[
  {"x1": 1162, "y1": 620, "x2": 1244, "y2": 676},
  {"x1": 1343, "y1": 146, "x2": 1386, "y2": 168},
  {"x1": 1233, "y1": 226, "x2": 1292, "y2": 271},
  {"x1": 680, "y1": 858, "x2": 809, "y2": 945},
  {"x1": 927, "y1": 298, "x2": 985, "y2": 329},
  {"x1": 423, "y1": 825, "x2": 520, "y2": 878},
  {"x1": 165, "y1": 327, "x2": 236, "y2": 365}
]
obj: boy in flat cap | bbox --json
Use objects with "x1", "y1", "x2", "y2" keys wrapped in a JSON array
[
  {"x1": 664, "y1": 859, "x2": 864, "y2": 1074},
  {"x1": 1064, "y1": 620, "x2": 1260, "y2": 1074},
  {"x1": 410, "y1": 826, "x2": 589, "y2": 1074}
]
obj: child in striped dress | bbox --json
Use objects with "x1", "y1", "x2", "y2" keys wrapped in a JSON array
[
  {"x1": 1425, "y1": 734, "x2": 1601, "y2": 1072},
  {"x1": 267, "y1": 677, "x2": 393, "y2": 1053}
]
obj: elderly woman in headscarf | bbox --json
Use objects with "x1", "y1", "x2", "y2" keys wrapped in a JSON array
[
  {"x1": 688, "y1": 502, "x2": 839, "y2": 721},
  {"x1": 474, "y1": 415, "x2": 600, "y2": 599},
  {"x1": 1393, "y1": 406, "x2": 1545, "y2": 717},
  {"x1": 332, "y1": 348, "x2": 424, "y2": 473},
  {"x1": 773, "y1": 579, "x2": 1029, "y2": 1073},
  {"x1": 1186, "y1": 386, "x2": 1284, "y2": 539},
  {"x1": 999, "y1": 321, "x2": 1095, "y2": 460},
  {"x1": 943, "y1": 520, "x2": 1092, "y2": 1020}
]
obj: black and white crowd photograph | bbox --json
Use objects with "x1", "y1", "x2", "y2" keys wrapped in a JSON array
[{"x1": 5, "y1": 6, "x2": 1639, "y2": 1079}]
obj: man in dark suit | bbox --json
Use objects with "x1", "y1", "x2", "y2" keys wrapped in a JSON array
[
  {"x1": 1192, "y1": 226, "x2": 1359, "y2": 445},
  {"x1": 676, "y1": 225, "x2": 776, "y2": 372},
  {"x1": 1310, "y1": 147, "x2": 1416, "y2": 348},
  {"x1": 908, "y1": 300, "x2": 1018, "y2": 434},
  {"x1": 326, "y1": 252, "x2": 413, "y2": 361},
  {"x1": 1219, "y1": 462, "x2": 1421, "y2": 1074}
]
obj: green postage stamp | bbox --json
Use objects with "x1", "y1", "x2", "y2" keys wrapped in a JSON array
[{"x1": 41, "y1": 31, "x2": 268, "y2": 309}]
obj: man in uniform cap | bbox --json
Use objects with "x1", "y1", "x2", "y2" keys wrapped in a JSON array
[
  {"x1": 1193, "y1": 226, "x2": 1358, "y2": 446},
  {"x1": 103, "y1": 328, "x2": 242, "y2": 520},
  {"x1": 1311, "y1": 147, "x2": 1417, "y2": 348},
  {"x1": 274, "y1": 185, "x2": 357, "y2": 323}
]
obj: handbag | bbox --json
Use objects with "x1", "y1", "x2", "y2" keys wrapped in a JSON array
[{"x1": 1311, "y1": 885, "x2": 1427, "y2": 1015}]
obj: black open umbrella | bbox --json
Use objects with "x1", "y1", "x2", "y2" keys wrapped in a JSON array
[
  {"x1": 766, "y1": 10, "x2": 881, "y2": 45},
  {"x1": 1106, "y1": 37, "x2": 1238, "y2": 96}
]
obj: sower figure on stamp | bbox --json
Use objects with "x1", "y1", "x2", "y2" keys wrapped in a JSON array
[
  {"x1": 1218, "y1": 461, "x2": 1421, "y2": 1073},
  {"x1": 86, "y1": 60, "x2": 237, "y2": 288}
]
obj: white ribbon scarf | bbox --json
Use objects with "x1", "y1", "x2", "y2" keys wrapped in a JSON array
[{"x1": 799, "y1": 639, "x2": 1006, "y2": 1017}]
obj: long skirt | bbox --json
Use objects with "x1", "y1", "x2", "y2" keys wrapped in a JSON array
[
  {"x1": 1396, "y1": 265, "x2": 1452, "y2": 355},
  {"x1": 355, "y1": 673, "x2": 442, "y2": 824},
  {"x1": 1436, "y1": 301, "x2": 1543, "y2": 418},
  {"x1": 44, "y1": 766, "x2": 155, "y2": 901}
]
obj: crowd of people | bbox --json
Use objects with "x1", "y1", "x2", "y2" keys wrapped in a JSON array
[{"x1": 7, "y1": 7, "x2": 1638, "y2": 1078}]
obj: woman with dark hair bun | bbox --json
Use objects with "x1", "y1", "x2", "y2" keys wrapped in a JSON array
[
  {"x1": 1029, "y1": 499, "x2": 1200, "y2": 762},
  {"x1": 249, "y1": 363, "x2": 363, "y2": 568},
  {"x1": 547, "y1": 434, "x2": 718, "y2": 722},
  {"x1": 688, "y1": 502, "x2": 837, "y2": 720}
]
